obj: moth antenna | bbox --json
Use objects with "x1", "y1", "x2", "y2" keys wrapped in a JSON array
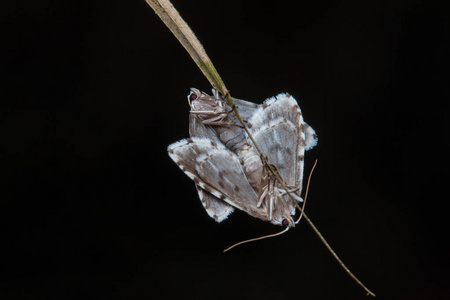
[
  {"x1": 223, "y1": 226, "x2": 289, "y2": 253},
  {"x1": 296, "y1": 159, "x2": 318, "y2": 223}
]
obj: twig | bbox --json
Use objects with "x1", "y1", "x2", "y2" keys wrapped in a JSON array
[
  {"x1": 145, "y1": 0, "x2": 227, "y2": 93},
  {"x1": 145, "y1": 0, "x2": 375, "y2": 297}
]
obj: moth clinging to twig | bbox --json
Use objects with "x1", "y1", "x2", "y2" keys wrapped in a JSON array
[
  {"x1": 168, "y1": 89, "x2": 317, "y2": 228},
  {"x1": 149, "y1": 0, "x2": 375, "y2": 294}
]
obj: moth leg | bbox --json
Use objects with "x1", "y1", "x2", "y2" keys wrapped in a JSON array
[
  {"x1": 281, "y1": 190, "x2": 303, "y2": 202},
  {"x1": 190, "y1": 110, "x2": 225, "y2": 116},
  {"x1": 258, "y1": 177, "x2": 277, "y2": 221},
  {"x1": 202, "y1": 119, "x2": 236, "y2": 127},
  {"x1": 269, "y1": 180, "x2": 274, "y2": 221},
  {"x1": 257, "y1": 187, "x2": 268, "y2": 207},
  {"x1": 279, "y1": 186, "x2": 304, "y2": 202},
  {"x1": 256, "y1": 170, "x2": 269, "y2": 207},
  {"x1": 212, "y1": 89, "x2": 220, "y2": 98},
  {"x1": 191, "y1": 111, "x2": 237, "y2": 127}
]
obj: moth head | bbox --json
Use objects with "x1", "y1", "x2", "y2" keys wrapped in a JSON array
[
  {"x1": 188, "y1": 88, "x2": 202, "y2": 106},
  {"x1": 269, "y1": 194, "x2": 296, "y2": 227},
  {"x1": 282, "y1": 218, "x2": 290, "y2": 227},
  {"x1": 188, "y1": 88, "x2": 228, "y2": 122},
  {"x1": 280, "y1": 215, "x2": 295, "y2": 228}
]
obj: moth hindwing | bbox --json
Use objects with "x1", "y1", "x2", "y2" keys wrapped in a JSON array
[{"x1": 167, "y1": 89, "x2": 318, "y2": 226}]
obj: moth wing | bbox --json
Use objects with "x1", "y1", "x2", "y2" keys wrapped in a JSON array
[
  {"x1": 250, "y1": 93, "x2": 318, "y2": 150},
  {"x1": 195, "y1": 148, "x2": 261, "y2": 213},
  {"x1": 304, "y1": 122, "x2": 318, "y2": 151},
  {"x1": 168, "y1": 137, "x2": 266, "y2": 221},
  {"x1": 188, "y1": 114, "x2": 237, "y2": 222},
  {"x1": 249, "y1": 94, "x2": 306, "y2": 191},
  {"x1": 168, "y1": 138, "x2": 234, "y2": 223},
  {"x1": 195, "y1": 185, "x2": 234, "y2": 222},
  {"x1": 188, "y1": 113, "x2": 221, "y2": 141},
  {"x1": 250, "y1": 93, "x2": 301, "y2": 129},
  {"x1": 232, "y1": 97, "x2": 262, "y2": 121},
  {"x1": 251, "y1": 118, "x2": 301, "y2": 188}
]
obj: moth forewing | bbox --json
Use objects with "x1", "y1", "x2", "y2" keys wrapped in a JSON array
[
  {"x1": 244, "y1": 94, "x2": 309, "y2": 224},
  {"x1": 188, "y1": 106, "x2": 236, "y2": 222},
  {"x1": 248, "y1": 93, "x2": 316, "y2": 195},
  {"x1": 167, "y1": 137, "x2": 276, "y2": 224}
]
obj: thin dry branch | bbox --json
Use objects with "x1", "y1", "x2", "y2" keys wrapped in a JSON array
[{"x1": 145, "y1": 0, "x2": 226, "y2": 93}]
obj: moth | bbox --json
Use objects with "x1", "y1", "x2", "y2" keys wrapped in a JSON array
[{"x1": 168, "y1": 89, "x2": 317, "y2": 231}]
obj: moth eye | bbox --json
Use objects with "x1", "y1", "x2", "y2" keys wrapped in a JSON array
[
  {"x1": 189, "y1": 93, "x2": 198, "y2": 101},
  {"x1": 282, "y1": 219, "x2": 289, "y2": 227}
]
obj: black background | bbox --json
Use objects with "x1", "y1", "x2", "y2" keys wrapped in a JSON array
[{"x1": 1, "y1": 0, "x2": 448, "y2": 299}]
